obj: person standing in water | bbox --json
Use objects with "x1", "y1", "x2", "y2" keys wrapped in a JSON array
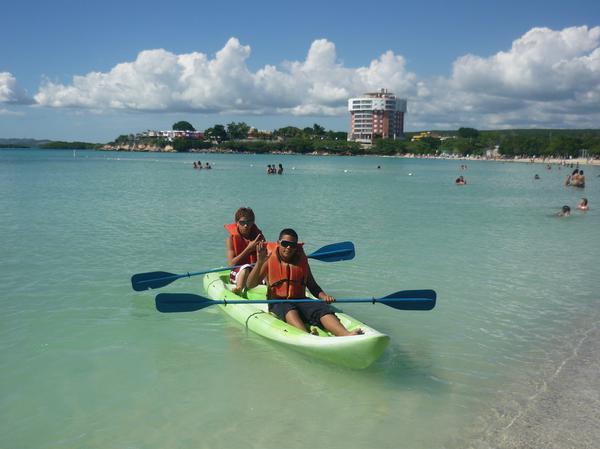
[
  {"x1": 572, "y1": 170, "x2": 585, "y2": 188},
  {"x1": 565, "y1": 168, "x2": 578, "y2": 186}
]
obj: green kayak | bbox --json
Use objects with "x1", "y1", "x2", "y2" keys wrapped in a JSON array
[{"x1": 203, "y1": 271, "x2": 390, "y2": 369}]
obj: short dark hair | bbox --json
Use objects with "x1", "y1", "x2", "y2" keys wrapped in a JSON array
[
  {"x1": 235, "y1": 207, "x2": 255, "y2": 222},
  {"x1": 278, "y1": 228, "x2": 298, "y2": 241}
]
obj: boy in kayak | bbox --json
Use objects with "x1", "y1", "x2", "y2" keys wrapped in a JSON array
[
  {"x1": 225, "y1": 207, "x2": 264, "y2": 294},
  {"x1": 247, "y1": 228, "x2": 362, "y2": 336}
]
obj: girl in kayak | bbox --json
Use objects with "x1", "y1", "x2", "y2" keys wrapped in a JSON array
[
  {"x1": 247, "y1": 228, "x2": 362, "y2": 336},
  {"x1": 225, "y1": 207, "x2": 264, "y2": 294}
]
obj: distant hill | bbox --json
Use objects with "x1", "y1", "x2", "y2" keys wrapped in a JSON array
[
  {"x1": 0, "y1": 138, "x2": 52, "y2": 148},
  {"x1": 0, "y1": 138, "x2": 101, "y2": 149}
]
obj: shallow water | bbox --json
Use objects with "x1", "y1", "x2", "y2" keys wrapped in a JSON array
[{"x1": 1, "y1": 149, "x2": 599, "y2": 449}]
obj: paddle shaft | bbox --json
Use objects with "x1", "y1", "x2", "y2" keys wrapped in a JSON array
[
  {"x1": 131, "y1": 241, "x2": 355, "y2": 291},
  {"x1": 139, "y1": 246, "x2": 346, "y2": 285},
  {"x1": 144, "y1": 264, "x2": 246, "y2": 285},
  {"x1": 155, "y1": 290, "x2": 436, "y2": 312},
  {"x1": 210, "y1": 298, "x2": 433, "y2": 306}
]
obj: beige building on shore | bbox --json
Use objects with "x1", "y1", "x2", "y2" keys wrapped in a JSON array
[{"x1": 348, "y1": 89, "x2": 407, "y2": 143}]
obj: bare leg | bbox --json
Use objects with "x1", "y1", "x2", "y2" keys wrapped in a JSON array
[
  {"x1": 232, "y1": 268, "x2": 249, "y2": 294},
  {"x1": 320, "y1": 314, "x2": 363, "y2": 336},
  {"x1": 284, "y1": 309, "x2": 309, "y2": 332}
]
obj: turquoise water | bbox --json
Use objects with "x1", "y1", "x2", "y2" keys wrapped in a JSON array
[{"x1": 1, "y1": 149, "x2": 598, "y2": 449}]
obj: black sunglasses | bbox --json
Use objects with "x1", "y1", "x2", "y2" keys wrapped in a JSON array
[
  {"x1": 238, "y1": 220, "x2": 253, "y2": 226},
  {"x1": 279, "y1": 240, "x2": 298, "y2": 248}
]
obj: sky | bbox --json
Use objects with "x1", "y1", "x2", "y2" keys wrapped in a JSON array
[{"x1": 1, "y1": 0, "x2": 599, "y2": 142}]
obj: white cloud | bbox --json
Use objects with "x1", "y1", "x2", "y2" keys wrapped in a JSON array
[
  {"x1": 451, "y1": 26, "x2": 600, "y2": 101},
  {"x1": 410, "y1": 25, "x2": 600, "y2": 129},
  {"x1": 0, "y1": 72, "x2": 33, "y2": 104},
  {"x1": 29, "y1": 26, "x2": 600, "y2": 129},
  {"x1": 33, "y1": 37, "x2": 419, "y2": 116}
]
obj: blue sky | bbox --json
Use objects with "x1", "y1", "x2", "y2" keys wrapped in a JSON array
[{"x1": 1, "y1": 0, "x2": 599, "y2": 141}]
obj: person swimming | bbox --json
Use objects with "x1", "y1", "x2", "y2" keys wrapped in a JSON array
[
  {"x1": 557, "y1": 205, "x2": 571, "y2": 217},
  {"x1": 577, "y1": 198, "x2": 589, "y2": 211}
]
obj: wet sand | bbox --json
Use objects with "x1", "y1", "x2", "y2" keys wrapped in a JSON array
[{"x1": 489, "y1": 322, "x2": 600, "y2": 449}]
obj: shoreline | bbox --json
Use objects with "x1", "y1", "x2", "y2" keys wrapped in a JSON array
[
  {"x1": 4, "y1": 146, "x2": 600, "y2": 166},
  {"x1": 97, "y1": 147, "x2": 600, "y2": 166}
]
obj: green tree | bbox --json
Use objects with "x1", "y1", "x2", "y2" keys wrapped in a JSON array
[
  {"x1": 457, "y1": 127, "x2": 479, "y2": 139},
  {"x1": 115, "y1": 134, "x2": 130, "y2": 144},
  {"x1": 302, "y1": 127, "x2": 314, "y2": 137},
  {"x1": 420, "y1": 136, "x2": 442, "y2": 152},
  {"x1": 312, "y1": 123, "x2": 325, "y2": 136},
  {"x1": 286, "y1": 137, "x2": 314, "y2": 153},
  {"x1": 226, "y1": 122, "x2": 251, "y2": 140},
  {"x1": 205, "y1": 124, "x2": 228, "y2": 142},
  {"x1": 326, "y1": 131, "x2": 347, "y2": 140},
  {"x1": 439, "y1": 137, "x2": 472, "y2": 155},
  {"x1": 273, "y1": 126, "x2": 302, "y2": 138},
  {"x1": 548, "y1": 135, "x2": 582, "y2": 157},
  {"x1": 171, "y1": 138, "x2": 212, "y2": 152},
  {"x1": 372, "y1": 138, "x2": 407, "y2": 155},
  {"x1": 172, "y1": 121, "x2": 196, "y2": 131}
]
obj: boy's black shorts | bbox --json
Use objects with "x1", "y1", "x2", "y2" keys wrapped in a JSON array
[{"x1": 268, "y1": 300, "x2": 333, "y2": 326}]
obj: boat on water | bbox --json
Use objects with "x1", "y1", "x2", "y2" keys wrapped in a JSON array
[{"x1": 203, "y1": 270, "x2": 390, "y2": 369}]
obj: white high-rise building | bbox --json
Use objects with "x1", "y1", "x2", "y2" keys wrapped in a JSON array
[{"x1": 348, "y1": 89, "x2": 407, "y2": 143}]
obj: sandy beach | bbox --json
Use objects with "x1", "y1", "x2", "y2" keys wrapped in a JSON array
[
  {"x1": 399, "y1": 154, "x2": 600, "y2": 166},
  {"x1": 481, "y1": 321, "x2": 600, "y2": 449},
  {"x1": 489, "y1": 157, "x2": 600, "y2": 167}
]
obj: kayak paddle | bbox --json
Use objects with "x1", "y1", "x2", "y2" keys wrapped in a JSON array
[
  {"x1": 131, "y1": 241, "x2": 355, "y2": 292},
  {"x1": 155, "y1": 290, "x2": 436, "y2": 313}
]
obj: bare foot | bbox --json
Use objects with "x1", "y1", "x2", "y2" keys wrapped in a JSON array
[
  {"x1": 349, "y1": 328, "x2": 364, "y2": 336},
  {"x1": 231, "y1": 287, "x2": 242, "y2": 295}
]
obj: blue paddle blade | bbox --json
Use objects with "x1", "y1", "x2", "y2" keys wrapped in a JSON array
[
  {"x1": 379, "y1": 290, "x2": 436, "y2": 310},
  {"x1": 307, "y1": 241, "x2": 355, "y2": 262},
  {"x1": 131, "y1": 271, "x2": 179, "y2": 291},
  {"x1": 155, "y1": 293, "x2": 214, "y2": 313}
]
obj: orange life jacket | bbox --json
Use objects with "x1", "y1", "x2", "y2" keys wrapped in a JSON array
[
  {"x1": 224, "y1": 223, "x2": 262, "y2": 265},
  {"x1": 266, "y1": 242, "x2": 309, "y2": 299}
]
